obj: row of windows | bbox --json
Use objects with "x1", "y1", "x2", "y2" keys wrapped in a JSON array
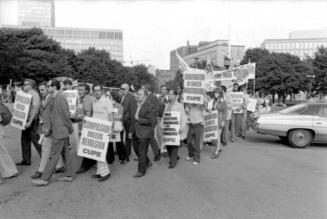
[
  {"x1": 266, "y1": 41, "x2": 327, "y2": 50},
  {"x1": 43, "y1": 29, "x2": 123, "y2": 40}
]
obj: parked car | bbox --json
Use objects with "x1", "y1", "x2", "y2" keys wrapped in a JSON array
[{"x1": 253, "y1": 100, "x2": 327, "y2": 148}]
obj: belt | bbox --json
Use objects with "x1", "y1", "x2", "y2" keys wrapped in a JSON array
[{"x1": 189, "y1": 123, "x2": 202, "y2": 127}]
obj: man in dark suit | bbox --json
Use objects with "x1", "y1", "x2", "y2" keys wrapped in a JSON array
[
  {"x1": 129, "y1": 88, "x2": 156, "y2": 178},
  {"x1": 32, "y1": 79, "x2": 74, "y2": 186},
  {"x1": 120, "y1": 83, "x2": 137, "y2": 158},
  {"x1": 142, "y1": 84, "x2": 161, "y2": 161}
]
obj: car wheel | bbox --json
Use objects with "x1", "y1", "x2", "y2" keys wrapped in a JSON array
[{"x1": 288, "y1": 129, "x2": 313, "y2": 148}]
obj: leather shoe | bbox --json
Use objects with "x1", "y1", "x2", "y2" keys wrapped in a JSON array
[
  {"x1": 133, "y1": 172, "x2": 145, "y2": 178},
  {"x1": 76, "y1": 168, "x2": 87, "y2": 174},
  {"x1": 91, "y1": 174, "x2": 101, "y2": 179},
  {"x1": 31, "y1": 171, "x2": 42, "y2": 179},
  {"x1": 98, "y1": 173, "x2": 111, "y2": 182},
  {"x1": 55, "y1": 167, "x2": 65, "y2": 174},
  {"x1": 16, "y1": 161, "x2": 31, "y2": 166},
  {"x1": 153, "y1": 153, "x2": 161, "y2": 161}
]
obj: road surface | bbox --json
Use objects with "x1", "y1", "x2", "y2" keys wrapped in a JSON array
[{"x1": 1, "y1": 125, "x2": 326, "y2": 219}]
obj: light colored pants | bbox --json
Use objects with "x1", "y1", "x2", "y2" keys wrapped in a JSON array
[
  {"x1": 38, "y1": 135, "x2": 64, "y2": 172},
  {"x1": 96, "y1": 161, "x2": 110, "y2": 177},
  {"x1": 157, "y1": 118, "x2": 167, "y2": 153},
  {"x1": 214, "y1": 128, "x2": 223, "y2": 154},
  {"x1": 0, "y1": 126, "x2": 18, "y2": 178}
]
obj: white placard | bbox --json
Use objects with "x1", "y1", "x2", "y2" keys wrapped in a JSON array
[
  {"x1": 77, "y1": 117, "x2": 112, "y2": 162},
  {"x1": 203, "y1": 110, "x2": 219, "y2": 142},
  {"x1": 63, "y1": 90, "x2": 78, "y2": 115},
  {"x1": 10, "y1": 91, "x2": 32, "y2": 130},
  {"x1": 162, "y1": 111, "x2": 180, "y2": 146}
]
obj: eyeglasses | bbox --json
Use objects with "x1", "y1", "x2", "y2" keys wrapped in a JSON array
[
  {"x1": 93, "y1": 89, "x2": 102, "y2": 92},
  {"x1": 23, "y1": 83, "x2": 30, "y2": 86},
  {"x1": 120, "y1": 88, "x2": 126, "y2": 91}
]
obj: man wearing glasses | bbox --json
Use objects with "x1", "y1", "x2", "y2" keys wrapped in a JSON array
[
  {"x1": 32, "y1": 79, "x2": 74, "y2": 186},
  {"x1": 120, "y1": 83, "x2": 137, "y2": 160},
  {"x1": 16, "y1": 79, "x2": 42, "y2": 166}
]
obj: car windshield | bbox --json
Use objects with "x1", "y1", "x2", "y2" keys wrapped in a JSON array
[{"x1": 279, "y1": 103, "x2": 308, "y2": 114}]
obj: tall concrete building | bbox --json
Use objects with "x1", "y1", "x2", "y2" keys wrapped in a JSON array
[
  {"x1": 261, "y1": 30, "x2": 327, "y2": 59},
  {"x1": 0, "y1": 0, "x2": 123, "y2": 62},
  {"x1": 0, "y1": 0, "x2": 55, "y2": 27},
  {"x1": 170, "y1": 40, "x2": 245, "y2": 72}
]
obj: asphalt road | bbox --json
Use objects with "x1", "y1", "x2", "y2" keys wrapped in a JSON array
[{"x1": 1, "y1": 125, "x2": 327, "y2": 219}]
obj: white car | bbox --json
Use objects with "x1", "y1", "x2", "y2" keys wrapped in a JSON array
[{"x1": 254, "y1": 101, "x2": 327, "y2": 148}]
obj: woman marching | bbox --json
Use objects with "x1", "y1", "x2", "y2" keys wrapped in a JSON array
[
  {"x1": 211, "y1": 87, "x2": 227, "y2": 159},
  {"x1": 161, "y1": 89, "x2": 187, "y2": 169}
]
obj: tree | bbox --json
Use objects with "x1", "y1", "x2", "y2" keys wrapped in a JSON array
[
  {"x1": 311, "y1": 46, "x2": 327, "y2": 92},
  {"x1": 0, "y1": 28, "x2": 74, "y2": 84},
  {"x1": 240, "y1": 48, "x2": 270, "y2": 65}
]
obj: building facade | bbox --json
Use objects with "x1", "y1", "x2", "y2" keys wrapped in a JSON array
[
  {"x1": 155, "y1": 69, "x2": 176, "y2": 88},
  {"x1": 261, "y1": 30, "x2": 327, "y2": 59},
  {"x1": 170, "y1": 40, "x2": 245, "y2": 72},
  {"x1": 43, "y1": 27, "x2": 123, "y2": 62},
  {"x1": 0, "y1": 0, "x2": 55, "y2": 27},
  {"x1": 2, "y1": 25, "x2": 124, "y2": 62}
]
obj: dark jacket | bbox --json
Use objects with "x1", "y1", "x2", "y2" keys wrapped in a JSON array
[
  {"x1": 147, "y1": 93, "x2": 160, "y2": 125},
  {"x1": 50, "y1": 91, "x2": 73, "y2": 139},
  {"x1": 0, "y1": 102, "x2": 12, "y2": 126},
  {"x1": 130, "y1": 97, "x2": 156, "y2": 139},
  {"x1": 121, "y1": 92, "x2": 137, "y2": 126}
]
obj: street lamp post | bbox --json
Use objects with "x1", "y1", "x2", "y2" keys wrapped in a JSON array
[{"x1": 306, "y1": 74, "x2": 316, "y2": 99}]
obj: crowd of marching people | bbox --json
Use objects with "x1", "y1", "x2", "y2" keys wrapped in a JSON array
[{"x1": 0, "y1": 78, "x2": 271, "y2": 186}]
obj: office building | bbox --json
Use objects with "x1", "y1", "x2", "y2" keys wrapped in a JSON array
[
  {"x1": 261, "y1": 30, "x2": 327, "y2": 59},
  {"x1": 170, "y1": 40, "x2": 245, "y2": 72},
  {"x1": 43, "y1": 27, "x2": 123, "y2": 62},
  {"x1": 0, "y1": 0, "x2": 55, "y2": 27},
  {"x1": 1, "y1": 25, "x2": 123, "y2": 62}
]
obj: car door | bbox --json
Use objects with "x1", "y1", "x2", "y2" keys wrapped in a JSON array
[{"x1": 312, "y1": 105, "x2": 327, "y2": 142}]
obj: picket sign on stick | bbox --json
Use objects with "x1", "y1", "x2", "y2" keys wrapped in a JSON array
[
  {"x1": 78, "y1": 117, "x2": 112, "y2": 162},
  {"x1": 63, "y1": 90, "x2": 78, "y2": 116},
  {"x1": 229, "y1": 92, "x2": 244, "y2": 113},
  {"x1": 247, "y1": 98, "x2": 257, "y2": 112},
  {"x1": 203, "y1": 110, "x2": 219, "y2": 142},
  {"x1": 10, "y1": 91, "x2": 32, "y2": 130},
  {"x1": 183, "y1": 69, "x2": 206, "y2": 104},
  {"x1": 162, "y1": 111, "x2": 180, "y2": 146}
]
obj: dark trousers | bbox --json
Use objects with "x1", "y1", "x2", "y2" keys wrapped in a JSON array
[
  {"x1": 21, "y1": 119, "x2": 42, "y2": 163},
  {"x1": 116, "y1": 131, "x2": 128, "y2": 161},
  {"x1": 166, "y1": 146, "x2": 179, "y2": 165},
  {"x1": 124, "y1": 123, "x2": 132, "y2": 156},
  {"x1": 132, "y1": 134, "x2": 151, "y2": 174},
  {"x1": 79, "y1": 158, "x2": 96, "y2": 171},
  {"x1": 42, "y1": 137, "x2": 74, "y2": 181},
  {"x1": 187, "y1": 123, "x2": 203, "y2": 163},
  {"x1": 150, "y1": 132, "x2": 160, "y2": 157}
]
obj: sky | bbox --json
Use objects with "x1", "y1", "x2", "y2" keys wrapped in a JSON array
[{"x1": 25, "y1": 0, "x2": 327, "y2": 68}]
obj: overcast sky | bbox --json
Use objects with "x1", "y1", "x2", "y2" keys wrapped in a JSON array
[{"x1": 54, "y1": 0, "x2": 327, "y2": 69}]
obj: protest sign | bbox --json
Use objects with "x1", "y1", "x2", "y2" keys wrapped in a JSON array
[
  {"x1": 78, "y1": 117, "x2": 111, "y2": 162},
  {"x1": 63, "y1": 90, "x2": 78, "y2": 115},
  {"x1": 203, "y1": 110, "x2": 219, "y2": 142},
  {"x1": 247, "y1": 98, "x2": 257, "y2": 112},
  {"x1": 183, "y1": 69, "x2": 206, "y2": 104},
  {"x1": 229, "y1": 92, "x2": 244, "y2": 113},
  {"x1": 10, "y1": 91, "x2": 32, "y2": 130},
  {"x1": 212, "y1": 63, "x2": 256, "y2": 87},
  {"x1": 162, "y1": 111, "x2": 180, "y2": 146}
]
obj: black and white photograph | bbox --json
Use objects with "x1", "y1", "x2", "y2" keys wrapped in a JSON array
[{"x1": 0, "y1": 0, "x2": 327, "y2": 218}]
